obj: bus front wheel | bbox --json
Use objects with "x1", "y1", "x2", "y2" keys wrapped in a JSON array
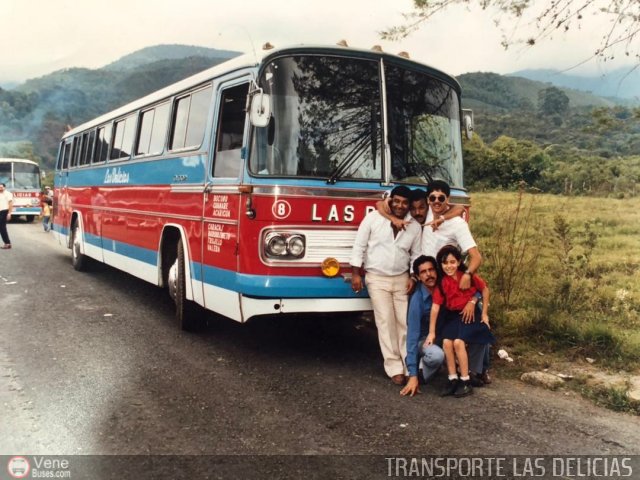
[
  {"x1": 168, "y1": 241, "x2": 199, "y2": 331},
  {"x1": 70, "y1": 223, "x2": 87, "y2": 271}
]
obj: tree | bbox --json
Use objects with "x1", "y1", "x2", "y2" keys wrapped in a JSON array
[
  {"x1": 382, "y1": 1, "x2": 640, "y2": 66},
  {"x1": 538, "y1": 86, "x2": 570, "y2": 117},
  {"x1": 464, "y1": 134, "x2": 550, "y2": 189}
]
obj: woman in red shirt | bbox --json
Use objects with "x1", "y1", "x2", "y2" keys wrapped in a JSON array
[{"x1": 425, "y1": 244, "x2": 494, "y2": 397}]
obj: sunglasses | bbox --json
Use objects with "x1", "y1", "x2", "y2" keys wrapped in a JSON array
[{"x1": 428, "y1": 194, "x2": 446, "y2": 203}]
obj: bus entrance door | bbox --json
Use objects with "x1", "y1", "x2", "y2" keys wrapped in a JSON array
[{"x1": 199, "y1": 80, "x2": 249, "y2": 321}]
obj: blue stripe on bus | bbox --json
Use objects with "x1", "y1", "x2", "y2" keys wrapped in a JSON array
[
  {"x1": 246, "y1": 176, "x2": 468, "y2": 197},
  {"x1": 62, "y1": 154, "x2": 208, "y2": 187},
  {"x1": 84, "y1": 231, "x2": 102, "y2": 249},
  {"x1": 74, "y1": 231, "x2": 158, "y2": 267},
  {"x1": 246, "y1": 176, "x2": 389, "y2": 191},
  {"x1": 101, "y1": 235, "x2": 158, "y2": 266},
  {"x1": 62, "y1": 226, "x2": 359, "y2": 298},
  {"x1": 197, "y1": 263, "x2": 361, "y2": 298},
  {"x1": 14, "y1": 207, "x2": 41, "y2": 214}
]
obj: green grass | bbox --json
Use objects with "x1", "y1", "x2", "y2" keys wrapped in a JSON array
[
  {"x1": 469, "y1": 191, "x2": 640, "y2": 371},
  {"x1": 580, "y1": 385, "x2": 640, "y2": 415}
]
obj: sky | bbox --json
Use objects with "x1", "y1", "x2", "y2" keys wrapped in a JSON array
[{"x1": 0, "y1": 0, "x2": 635, "y2": 85}]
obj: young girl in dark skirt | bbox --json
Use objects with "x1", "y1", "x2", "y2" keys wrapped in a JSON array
[{"x1": 425, "y1": 244, "x2": 495, "y2": 397}]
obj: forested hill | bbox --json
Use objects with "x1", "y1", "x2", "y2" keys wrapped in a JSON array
[
  {"x1": 459, "y1": 72, "x2": 617, "y2": 112},
  {"x1": 458, "y1": 71, "x2": 640, "y2": 197},
  {"x1": 0, "y1": 45, "x2": 241, "y2": 168},
  {"x1": 101, "y1": 44, "x2": 240, "y2": 71}
]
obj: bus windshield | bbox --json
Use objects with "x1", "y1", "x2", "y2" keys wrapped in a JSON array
[
  {"x1": 0, "y1": 161, "x2": 41, "y2": 189},
  {"x1": 13, "y1": 162, "x2": 41, "y2": 189},
  {"x1": 249, "y1": 55, "x2": 463, "y2": 186}
]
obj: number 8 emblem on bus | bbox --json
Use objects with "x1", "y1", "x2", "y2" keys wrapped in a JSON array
[{"x1": 272, "y1": 200, "x2": 291, "y2": 220}]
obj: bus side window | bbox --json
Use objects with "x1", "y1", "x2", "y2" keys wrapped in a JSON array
[
  {"x1": 94, "y1": 124, "x2": 112, "y2": 163},
  {"x1": 55, "y1": 142, "x2": 65, "y2": 171},
  {"x1": 213, "y1": 83, "x2": 249, "y2": 178},
  {"x1": 136, "y1": 102, "x2": 170, "y2": 156},
  {"x1": 110, "y1": 114, "x2": 136, "y2": 160},
  {"x1": 85, "y1": 130, "x2": 96, "y2": 165},
  {"x1": 71, "y1": 136, "x2": 81, "y2": 168},
  {"x1": 169, "y1": 84, "x2": 213, "y2": 151},
  {"x1": 62, "y1": 141, "x2": 71, "y2": 170}
]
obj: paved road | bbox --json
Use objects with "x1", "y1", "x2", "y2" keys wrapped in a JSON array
[{"x1": 1, "y1": 221, "x2": 639, "y2": 477}]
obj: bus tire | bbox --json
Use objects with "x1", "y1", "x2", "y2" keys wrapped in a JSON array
[
  {"x1": 70, "y1": 222, "x2": 87, "y2": 271},
  {"x1": 170, "y1": 241, "x2": 200, "y2": 331},
  {"x1": 25, "y1": 216, "x2": 35, "y2": 223}
]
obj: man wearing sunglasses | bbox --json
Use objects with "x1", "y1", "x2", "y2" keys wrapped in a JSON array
[
  {"x1": 422, "y1": 180, "x2": 482, "y2": 291},
  {"x1": 422, "y1": 179, "x2": 491, "y2": 386}
]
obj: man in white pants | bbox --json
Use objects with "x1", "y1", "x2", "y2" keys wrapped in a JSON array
[{"x1": 350, "y1": 186, "x2": 422, "y2": 385}]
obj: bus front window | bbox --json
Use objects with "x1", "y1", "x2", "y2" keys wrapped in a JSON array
[
  {"x1": 249, "y1": 55, "x2": 464, "y2": 188},
  {"x1": 0, "y1": 163, "x2": 10, "y2": 186},
  {"x1": 13, "y1": 162, "x2": 41, "y2": 189},
  {"x1": 385, "y1": 65, "x2": 463, "y2": 187},
  {"x1": 250, "y1": 55, "x2": 382, "y2": 180}
]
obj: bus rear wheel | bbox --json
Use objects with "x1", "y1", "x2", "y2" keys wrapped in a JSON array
[
  {"x1": 25, "y1": 216, "x2": 35, "y2": 223},
  {"x1": 168, "y1": 241, "x2": 200, "y2": 331},
  {"x1": 70, "y1": 223, "x2": 87, "y2": 271}
]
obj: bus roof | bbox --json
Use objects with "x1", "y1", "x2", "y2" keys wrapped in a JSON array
[
  {"x1": 64, "y1": 44, "x2": 461, "y2": 139},
  {"x1": 0, "y1": 158, "x2": 39, "y2": 165}
]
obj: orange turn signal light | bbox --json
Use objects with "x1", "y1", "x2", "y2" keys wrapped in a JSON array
[{"x1": 321, "y1": 258, "x2": 340, "y2": 277}]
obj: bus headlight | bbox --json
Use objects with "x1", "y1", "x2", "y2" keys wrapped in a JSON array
[
  {"x1": 286, "y1": 235, "x2": 305, "y2": 258},
  {"x1": 265, "y1": 232, "x2": 287, "y2": 257},
  {"x1": 263, "y1": 232, "x2": 306, "y2": 259}
]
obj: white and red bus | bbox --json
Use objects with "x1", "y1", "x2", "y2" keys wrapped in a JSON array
[
  {"x1": 0, "y1": 158, "x2": 42, "y2": 221},
  {"x1": 53, "y1": 45, "x2": 470, "y2": 330}
]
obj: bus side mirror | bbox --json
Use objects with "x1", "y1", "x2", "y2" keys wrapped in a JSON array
[
  {"x1": 462, "y1": 109, "x2": 474, "y2": 140},
  {"x1": 250, "y1": 93, "x2": 271, "y2": 128}
]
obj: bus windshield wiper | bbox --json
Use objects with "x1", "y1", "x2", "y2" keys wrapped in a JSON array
[{"x1": 326, "y1": 134, "x2": 370, "y2": 184}]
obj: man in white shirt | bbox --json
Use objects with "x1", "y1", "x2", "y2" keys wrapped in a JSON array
[
  {"x1": 350, "y1": 186, "x2": 422, "y2": 385},
  {"x1": 0, "y1": 183, "x2": 13, "y2": 249},
  {"x1": 421, "y1": 180, "x2": 482, "y2": 290},
  {"x1": 422, "y1": 179, "x2": 490, "y2": 385}
]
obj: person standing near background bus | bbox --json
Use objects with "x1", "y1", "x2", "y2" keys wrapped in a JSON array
[
  {"x1": 42, "y1": 197, "x2": 52, "y2": 232},
  {"x1": 0, "y1": 182, "x2": 13, "y2": 249},
  {"x1": 350, "y1": 185, "x2": 422, "y2": 385}
]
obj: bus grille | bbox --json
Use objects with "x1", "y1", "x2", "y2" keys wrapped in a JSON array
[
  {"x1": 261, "y1": 228, "x2": 358, "y2": 266},
  {"x1": 302, "y1": 229, "x2": 357, "y2": 263}
]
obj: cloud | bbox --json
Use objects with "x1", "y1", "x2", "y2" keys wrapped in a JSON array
[{"x1": 0, "y1": 0, "x2": 635, "y2": 84}]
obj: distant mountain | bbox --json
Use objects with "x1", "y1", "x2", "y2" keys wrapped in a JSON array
[
  {"x1": 458, "y1": 71, "x2": 618, "y2": 112},
  {"x1": 102, "y1": 44, "x2": 241, "y2": 71},
  {"x1": 509, "y1": 67, "x2": 640, "y2": 101}
]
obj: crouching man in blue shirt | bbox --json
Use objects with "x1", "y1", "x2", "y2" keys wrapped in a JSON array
[{"x1": 400, "y1": 255, "x2": 482, "y2": 397}]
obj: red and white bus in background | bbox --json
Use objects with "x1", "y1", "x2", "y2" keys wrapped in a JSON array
[
  {"x1": 53, "y1": 44, "x2": 471, "y2": 330},
  {"x1": 0, "y1": 158, "x2": 42, "y2": 221}
]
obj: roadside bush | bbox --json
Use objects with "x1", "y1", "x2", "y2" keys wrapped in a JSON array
[{"x1": 471, "y1": 192, "x2": 640, "y2": 369}]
